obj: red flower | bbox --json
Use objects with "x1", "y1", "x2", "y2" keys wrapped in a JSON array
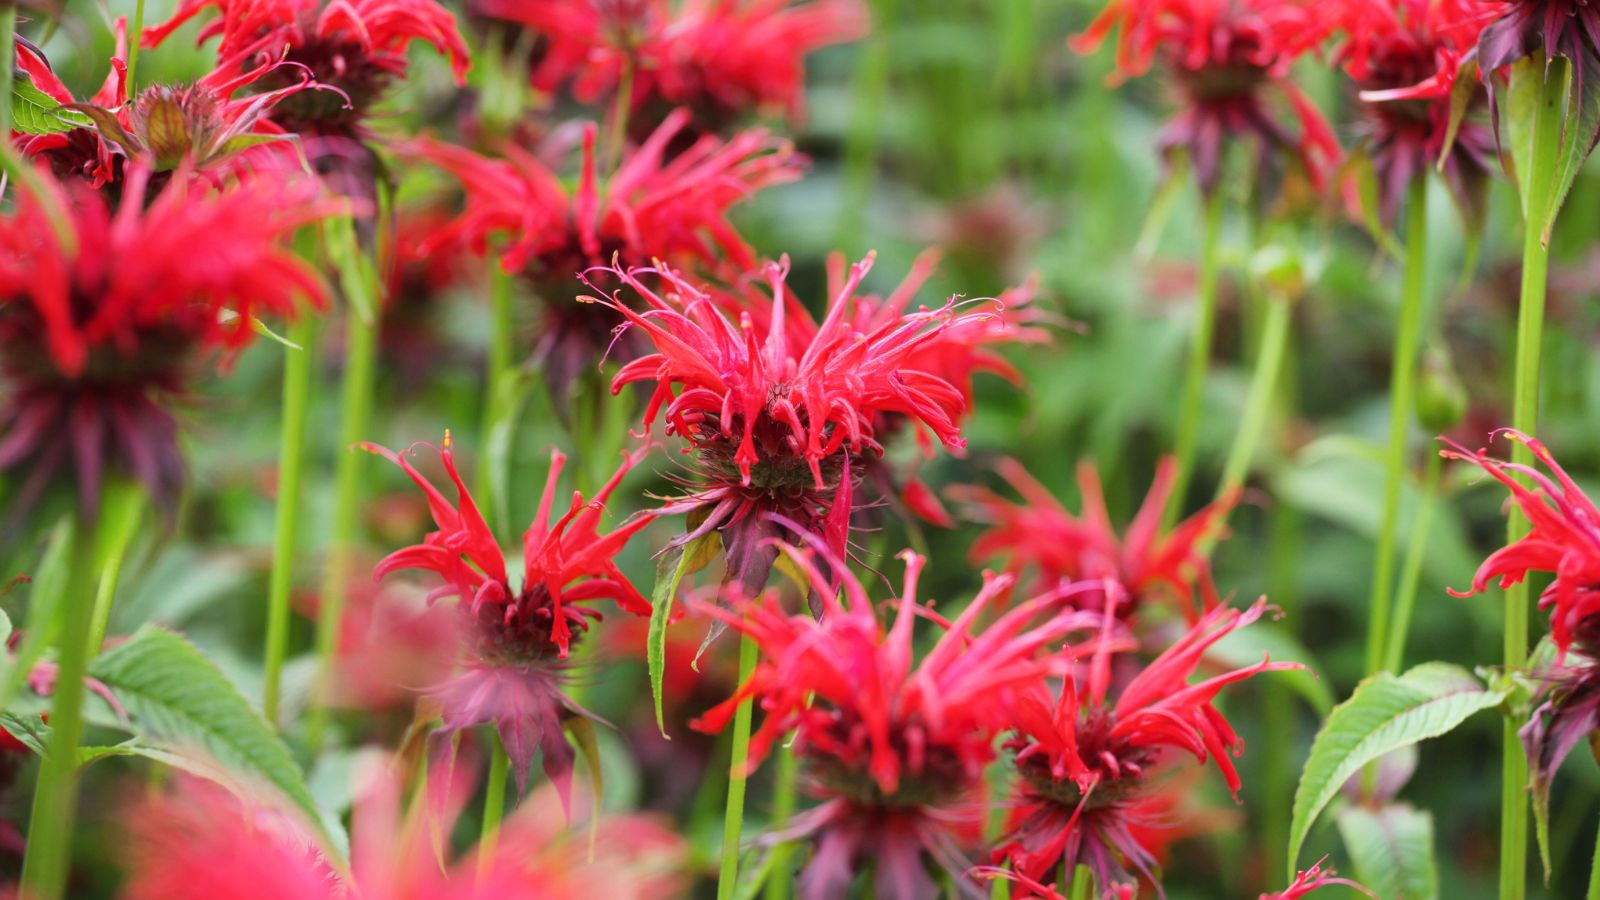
[
  {"x1": 1329, "y1": 0, "x2": 1497, "y2": 224},
  {"x1": 365, "y1": 434, "x2": 652, "y2": 802},
  {"x1": 954, "y1": 457, "x2": 1234, "y2": 622},
  {"x1": 1261, "y1": 857, "x2": 1371, "y2": 898},
  {"x1": 1071, "y1": 0, "x2": 1339, "y2": 195},
  {"x1": 1441, "y1": 429, "x2": 1600, "y2": 658},
  {"x1": 995, "y1": 599, "x2": 1297, "y2": 895},
  {"x1": 476, "y1": 0, "x2": 866, "y2": 133},
  {"x1": 144, "y1": 0, "x2": 470, "y2": 133},
  {"x1": 0, "y1": 166, "x2": 335, "y2": 517},
  {"x1": 120, "y1": 758, "x2": 686, "y2": 899},
  {"x1": 582, "y1": 255, "x2": 987, "y2": 592},
  {"x1": 406, "y1": 110, "x2": 802, "y2": 405},
  {"x1": 692, "y1": 546, "x2": 1101, "y2": 898}
]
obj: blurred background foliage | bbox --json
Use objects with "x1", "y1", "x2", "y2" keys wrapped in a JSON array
[{"x1": 20, "y1": 0, "x2": 1600, "y2": 896}]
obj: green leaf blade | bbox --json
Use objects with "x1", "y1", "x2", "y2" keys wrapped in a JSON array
[{"x1": 1336, "y1": 803, "x2": 1438, "y2": 900}]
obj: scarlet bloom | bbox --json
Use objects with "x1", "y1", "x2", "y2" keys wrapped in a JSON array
[
  {"x1": 954, "y1": 457, "x2": 1235, "y2": 622},
  {"x1": 0, "y1": 166, "x2": 334, "y2": 520},
  {"x1": 1071, "y1": 0, "x2": 1339, "y2": 195},
  {"x1": 1261, "y1": 857, "x2": 1371, "y2": 898},
  {"x1": 144, "y1": 0, "x2": 471, "y2": 134},
  {"x1": 366, "y1": 434, "x2": 652, "y2": 800},
  {"x1": 692, "y1": 547, "x2": 1101, "y2": 900},
  {"x1": 406, "y1": 110, "x2": 802, "y2": 406},
  {"x1": 995, "y1": 599, "x2": 1297, "y2": 896},
  {"x1": 1328, "y1": 0, "x2": 1497, "y2": 225},
  {"x1": 476, "y1": 0, "x2": 867, "y2": 135},
  {"x1": 582, "y1": 255, "x2": 989, "y2": 592},
  {"x1": 120, "y1": 759, "x2": 685, "y2": 899}
]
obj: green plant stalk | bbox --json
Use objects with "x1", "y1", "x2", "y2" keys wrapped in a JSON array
[
  {"x1": 19, "y1": 512, "x2": 99, "y2": 900},
  {"x1": 1384, "y1": 450, "x2": 1442, "y2": 673},
  {"x1": 264, "y1": 314, "x2": 316, "y2": 725},
  {"x1": 1502, "y1": 64, "x2": 1563, "y2": 900},
  {"x1": 478, "y1": 734, "x2": 510, "y2": 882},
  {"x1": 717, "y1": 633, "x2": 760, "y2": 899},
  {"x1": 1, "y1": 6, "x2": 15, "y2": 139},
  {"x1": 1588, "y1": 819, "x2": 1600, "y2": 900},
  {"x1": 765, "y1": 740, "x2": 799, "y2": 900},
  {"x1": 1217, "y1": 296, "x2": 1291, "y2": 499},
  {"x1": 1166, "y1": 188, "x2": 1225, "y2": 527},
  {"x1": 1262, "y1": 490, "x2": 1302, "y2": 872},
  {"x1": 479, "y1": 257, "x2": 515, "y2": 538},
  {"x1": 125, "y1": 0, "x2": 147, "y2": 90},
  {"x1": 86, "y1": 481, "x2": 144, "y2": 656},
  {"x1": 307, "y1": 301, "x2": 379, "y2": 750},
  {"x1": 1068, "y1": 864, "x2": 1091, "y2": 900},
  {"x1": 1365, "y1": 177, "x2": 1429, "y2": 675}
]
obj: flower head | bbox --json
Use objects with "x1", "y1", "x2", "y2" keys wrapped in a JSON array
[
  {"x1": 0, "y1": 166, "x2": 334, "y2": 520},
  {"x1": 692, "y1": 546, "x2": 1102, "y2": 899},
  {"x1": 954, "y1": 457, "x2": 1234, "y2": 622},
  {"x1": 582, "y1": 255, "x2": 989, "y2": 591},
  {"x1": 406, "y1": 110, "x2": 802, "y2": 406},
  {"x1": 995, "y1": 599, "x2": 1297, "y2": 895},
  {"x1": 365, "y1": 434, "x2": 652, "y2": 802},
  {"x1": 1071, "y1": 0, "x2": 1338, "y2": 195},
  {"x1": 144, "y1": 0, "x2": 470, "y2": 134},
  {"x1": 476, "y1": 0, "x2": 867, "y2": 134},
  {"x1": 1441, "y1": 429, "x2": 1600, "y2": 658},
  {"x1": 1261, "y1": 857, "x2": 1371, "y2": 898}
]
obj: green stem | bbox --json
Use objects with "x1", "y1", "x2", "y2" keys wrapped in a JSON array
[
  {"x1": 125, "y1": 0, "x2": 147, "y2": 91},
  {"x1": 1217, "y1": 295, "x2": 1291, "y2": 499},
  {"x1": 1588, "y1": 817, "x2": 1600, "y2": 900},
  {"x1": 86, "y1": 481, "x2": 143, "y2": 656},
  {"x1": 264, "y1": 314, "x2": 316, "y2": 725},
  {"x1": 765, "y1": 739, "x2": 799, "y2": 900},
  {"x1": 1502, "y1": 62, "x2": 1563, "y2": 900},
  {"x1": 717, "y1": 633, "x2": 760, "y2": 900},
  {"x1": 1384, "y1": 450, "x2": 1442, "y2": 673},
  {"x1": 1166, "y1": 188, "x2": 1224, "y2": 527},
  {"x1": 307, "y1": 298, "x2": 379, "y2": 751},
  {"x1": 478, "y1": 734, "x2": 509, "y2": 881},
  {"x1": 1, "y1": 6, "x2": 15, "y2": 139},
  {"x1": 1067, "y1": 864, "x2": 1090, "y2": 900},
  {"x1": 1365, "y1": 177, "x2": 1429, "y2": 675},
  {"x1": 19, "y1": 511, "x2": 100, "y2": 900},
  {"x1": 605, "y1": 59, "x2": 634, "y2": 173},
  {"x1": 479, "y1": 257, "x2": 515, "y2": 539}
]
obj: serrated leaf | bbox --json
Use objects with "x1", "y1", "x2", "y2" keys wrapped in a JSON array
[
  {"x1": 86, "y1": 626, "x2": 344, "y2": 862},
  {"x1": 648, "y1": 532, "x2": 719, "y2": 738},
  {"x1": 1287, "y1": 662, "x2": 1506, "y2": 875},
  {"x1": 11, "y1": 73, "x2": 92, "y2": 136},
  {"x1": 1543, "y1": 55, "x2": 1600, "y2": 243},
  {"x1": 1337, "y1": 803, "x2": 1438, "y2": 900}
]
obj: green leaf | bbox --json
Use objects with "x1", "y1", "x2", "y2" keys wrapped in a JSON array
[
  {"x1": 1437, "y1": 57, "x2": 1480, "y2": 167},
  {"x1": 1342, "y1": 149, "x2": 1401, "y2": 260},
  {"x1": 1505, "y1": 56, "x2": 1544, "y2": 222},
  {"x1": 323, "y1": 214, "x2": 381, "y2": 323},
  {"x1": 1336, "y1": 803, "x2": 1438, "y2": 900},
  {"x1": 1287, "y1": 662, "x2": 1506, "y2": 876},
  {"x1": 11, "y1": 73, "x2": 92, "y2": 136},
  {"x1": 86, "y1": 626, "x2": 344, "y2": 861},
  {"x1": 0, "y1": 517, "x2": 74, "y2": 712},
  {"x1": 1543, "y1": 55, "x2": 1600, "y2": 243},
  {"x1": 648, "y1": 531, "x2": 720, "y2": 738}
]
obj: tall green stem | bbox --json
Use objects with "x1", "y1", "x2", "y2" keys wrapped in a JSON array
[
  {"x1": 765, "y1": 740, "x2": 799, "y2": 900},
  {"x1": 87, "y1": 481, "x2": 143, "y2": 656},
  {"x1": 1588, "y1": 818, "x2": 1600, "y2": 900},
  {"x1": 1385, "y1": 450, "x2": 1442, "y2": 673},
  {"x1": 479, "y1": 258, "x2": 515, "y2": 538},
  {"x1": 1365, "y1": 177, "x2": 1430, "y2": 675},
  {"x1": 478, "y1": 734, "x2": 510, "y2": 881},
  {"x1": 264, "y1": 315, "x2": 316, "y2": 725},
  {"x1": 1167, "y1": 188, "x2": 1224, "y2": 526},
  {"x1": 1502, "y1": 63, "x2": 1563, "y2": 900},
  {"x1": 717, "y1": 633, "x2": 760, "y2": 899},
  {"x1": 1, "y1": 6, "x2": 15, "y2": 139},
  {"x1": 1217, "y1": 295, "x2": 1290, "y2": 499},
  {"x1": 125, "y1": 0, "x2": 147, "y2": 90},
  {"x1": 308, "y1": 300, "x2": 379, "y2": 750},
  {"x1": 19, "y1": 511, "x2": 99, "y2": 900}
]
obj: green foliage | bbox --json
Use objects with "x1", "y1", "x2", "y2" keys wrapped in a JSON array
[
  {"x1": 10, "y1": 73, "x2": 91, "y2": 135},
  {"x1": 1337, "y1": 803, "x2": 1438, "y2": 900},
  {"x1": 648, "y1": 530, "x2": 721, "y2": 737}
]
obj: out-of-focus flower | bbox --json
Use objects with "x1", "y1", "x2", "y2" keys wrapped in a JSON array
[
  {"x1": 582, "y1": 256, "x2": 988, "y2": 593},
  {"x1": 475, "y1": 0, "x2": 866, "y2": 135},
  {"x1": 994, "y1": 599, "x2": 1296, "y2": 896},
  {"x1": 406, "y1": 110, "x2": 802, "y2": 407},
  {"x1": 0, "y1": 166, "x2": 335, "y2": 520},
  {"x1": 692, "y1": 546, "x2": 1101, "y2": 899},
  {"x1": 144, "y1": 0, "x2": 470, "y2": 135},
  {"x1": 1329, "y1": 0, "x2": 1497, "y2": 225},
  {"x1": 1071, "y1": 0, "x2": 1339, "y2": 196},
  {"x1": 953, "y1": 457, "x2": 1234, "y2": 622},
  {"x1": 366, "y1": 434, "x2": 652, "y2": 801},
  {"x1": 1442, "y1": 429, "x2": 1600, "y2": 658},
  {"x1": 119, "y1": 757, "x2": 685, "y2": 899},
  {"x1": 1260, "y1": 856, "x2": 1371, "y2": 898}
]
